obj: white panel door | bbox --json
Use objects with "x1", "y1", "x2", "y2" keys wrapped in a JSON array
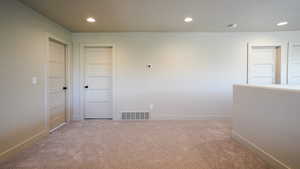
[
  {"x1": 288, "y1": 43, "x2": 300, "y2": 84},
  {"x1": 48, "y1": 40, "x2": 66, "y2": 130},
  {"x1": 248, "y1": 46, "x2": 278, "y2": 85},
  {"x1": 84, "y1": 47, "x2": 113, "y2": 119}
]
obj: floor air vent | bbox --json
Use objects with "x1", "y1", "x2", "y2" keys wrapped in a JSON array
[{"x1": 121, "y1": 112, "x2": 150, "y2": 120}]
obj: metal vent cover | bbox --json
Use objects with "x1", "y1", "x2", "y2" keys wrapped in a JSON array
[{"x1": 121, "y1": 112, "x2": 150, "y2": 120}]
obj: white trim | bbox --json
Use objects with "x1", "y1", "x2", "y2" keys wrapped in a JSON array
[
  {"x1": 0, "y1": 130, "x2": 48, "y2": 163},
  {"x1": 247, "y1": 42, "x2": 288, "y2": 84},
  {"x1": 152, "y1": 115, "x2": 231, "y2": 120},
  {"x1": 232, "y1": 131, "x2": 291, "y2": 169},
  {"x1": 45, "y1": 33, "x2": 72, "y2": 132},
  {"x1": 49, "y1": 122, "x2": 66, "y2": 133},
  {"x1": 234, "y1": 84, "x2": 300, "y2": 93},
  {"x1": 287, "y1": 42, "x2": 290, "y2": 84},
  {"x1": 79, "y1": 43, "x2": 117, "y2": 120}
]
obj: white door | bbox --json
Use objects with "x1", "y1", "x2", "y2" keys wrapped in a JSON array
[
  {"x1": 288, "y1": 43, "x2": 300, "y2": 84},
  {"x1": 248, "y1": 46, "x2": 281, "y2": 85},
  {"x1": 84, "y1": 47, "x2": 113, "y2": 119},
  {"x1": 48, "y1": 40, "x2": 66, "y2": 131}
]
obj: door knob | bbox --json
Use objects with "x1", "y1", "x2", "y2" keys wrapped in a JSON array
[
  {"x1": 84, "y1": 85, "x2": 89, "y2": 89},
  {"x1": 62, "y1": 86, "x2": 67, "y2": 90}
]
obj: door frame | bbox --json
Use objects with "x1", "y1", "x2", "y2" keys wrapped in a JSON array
[
  {"x1": 45, "y1": 34, "x2": 72, "y2": 133},
  {"x1": 247, "y1": 42, "x2": 288, "y2": 84},
  {"x1": 79, "y1": 43, "x2": 117, "y2": 120}
]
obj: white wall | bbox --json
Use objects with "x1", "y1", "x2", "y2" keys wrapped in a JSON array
[
  {"x1": 0, "y1": 0, "x2": 71, "y2": 161},
  {"x1": 72, "y1": 31, "x2": 300, "y2": 120},
  {"x1": 232, "y1": 85, "x2": 300, "y2": 169}
]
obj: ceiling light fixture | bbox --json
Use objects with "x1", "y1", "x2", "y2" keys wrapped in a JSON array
[
  {"x1": 184, "y1": 17, "x2": 193, "y2": 23},
  {"x1": 277, "y1": 21, "x2": 288, "y2": 26},
  {"x1": 227, "y1": 24, "x2": 238, "y2": 28},
  {"x1": 86, "y1": 17, "x2": 96, "y2": 23}
]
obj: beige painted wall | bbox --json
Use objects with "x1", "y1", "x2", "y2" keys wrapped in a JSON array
[
  {"x1": 72, "y1": 32, "x2": 300, "y2": 120},
  {"x1": 2, "y1": 0, "x2": 300, "y2": 163},
  {"x1": 0, "y1": 0, "x2": 71, "y2": 160},
  {"x1": 233, "y1": 85, "x2": 300, "y2": 169}
]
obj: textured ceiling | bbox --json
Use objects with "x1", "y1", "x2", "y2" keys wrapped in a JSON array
[{"x1": 19, "y1": 0, "x2": 300, "y2": 32}]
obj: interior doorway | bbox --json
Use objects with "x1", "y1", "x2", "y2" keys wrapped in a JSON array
[
  {"x1": 288, "y1": 43, "x2": 300, "y2": 84},
  {"x1": 47, "y1": 39, "x2": 67, "y2": 131},
  {"x1": 247, "y1": 43, "x2": 287, "y2": 85}
]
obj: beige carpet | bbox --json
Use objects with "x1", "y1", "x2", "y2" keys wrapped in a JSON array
[{"x1": 1, "y1": 120, "x2": 272, "y2": 169}]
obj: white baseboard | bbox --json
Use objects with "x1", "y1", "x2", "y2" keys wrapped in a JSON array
[
  {"x1": 0, "y1": 129, "x2": 48, "y2": 164},
  {"x1": 151, "y1": 115, "x2": 232, "y2": 120},
  {"x1": 232, "y1": 131, "x2": 291, "y2": 169},
  {"x1": 49, "y1": 122, "x2": 66, "y2": 133}
]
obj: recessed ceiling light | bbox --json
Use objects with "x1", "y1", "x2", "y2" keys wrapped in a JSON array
[
  {"x1": 277, "y1": 21, "x2": 288, "y2": 26},
  {"x1": 86, "y1": 17, "x2": 96, "y2": 23},
  {"x1": 227, "y1": 24, "x2": 238, "y2": 28},
  {"x1": 184, "y1": 17, "x2": 193, "y2": 23}
]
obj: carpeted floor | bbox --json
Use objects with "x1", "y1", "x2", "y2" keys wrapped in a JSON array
[{"x1": 1, "y1": 120, "x2": 272, "y2": 169}]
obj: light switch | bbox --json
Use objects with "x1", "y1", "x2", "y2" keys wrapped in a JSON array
[
  {"x1": 32, "y1": 77, "x2": 37, "y2": 85},
  {"x1": 149, "y1": 104, "x2": 154, "y2": 110}
]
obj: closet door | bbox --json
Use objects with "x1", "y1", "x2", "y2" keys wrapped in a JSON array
[
  {"x1": 288, "y1": 43, "x2": 300, "y2": 84},
  {"x1": 83, "y1": 47, "x2": 113, "y2": 119},
  {"x1": 248, "y1": 45, "x2": 281, "y2": 85},
  {"x1": 48, "y1": 40, "x2": 66, "y2": 131}
]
